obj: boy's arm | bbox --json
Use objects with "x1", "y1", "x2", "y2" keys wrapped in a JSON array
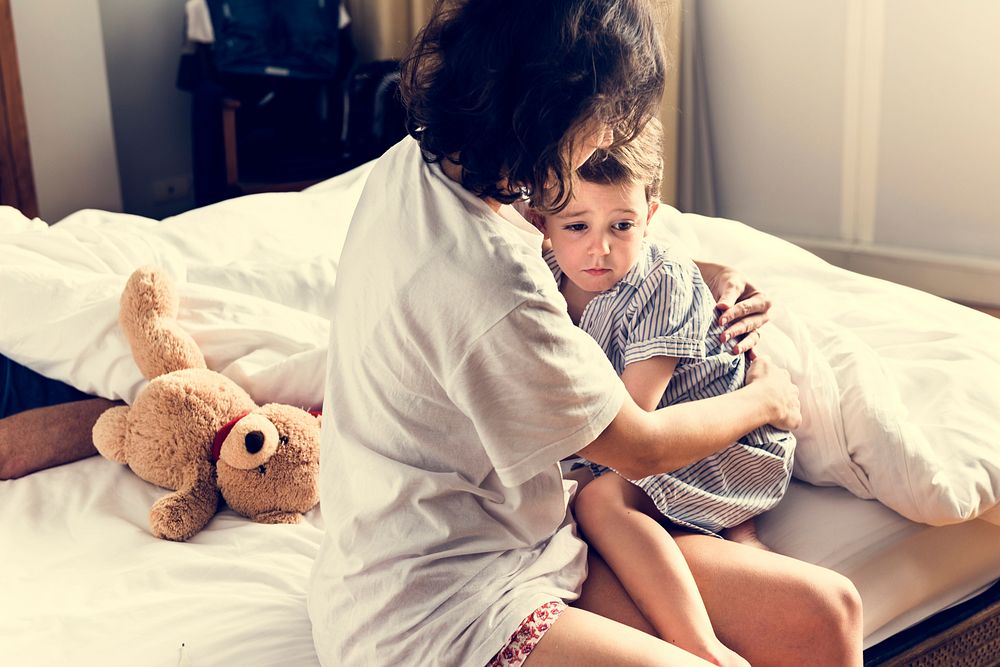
[{"x1": 620, "y1": 356, "x2": 678, "y2": 412}]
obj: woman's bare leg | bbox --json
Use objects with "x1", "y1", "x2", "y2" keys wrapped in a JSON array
[
  {"x1": 0, "y1": 398, "x2": 121, "y2": 479},
  {"x1": 560, "y1": 467, "x2": 860, "y2": 665},
  {"x1": 674, "y1": 530, "x2": 864, "y2": 667},
  {"x1": 523, "y1": 551, "x2": 713, "y2": 667}
]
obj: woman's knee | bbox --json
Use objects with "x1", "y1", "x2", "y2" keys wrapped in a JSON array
[
  {"x1": 798, "y1": 569, "x2": 864, "y2": 660},
  {"x1": 748, "y1": 567, "x2": 862, "y2": 666},
  {"x1": 816, "y1": 570, "x2": 862, "y2": 628}
]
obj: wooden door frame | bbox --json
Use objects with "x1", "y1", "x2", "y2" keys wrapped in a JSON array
[{"x1": 0, "y1": 0, "x2": 38, "y2": 219}]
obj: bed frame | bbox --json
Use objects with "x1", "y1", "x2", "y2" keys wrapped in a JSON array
[{"x1": 865, "y1": 581, "x2": 1000, "y2": 666}]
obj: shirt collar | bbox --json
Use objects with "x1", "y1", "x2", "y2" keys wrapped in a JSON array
[
  {"x1": 617, "y1": 242, "x2": 651, "y2": 291},
  {"x1": 429, "y1": 157, "x2": 544, "y2": 250}
]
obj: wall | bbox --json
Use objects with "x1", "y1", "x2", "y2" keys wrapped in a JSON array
[
  {"x1": 695, "y1": 1, "x2": 1000, "y2": 306},
  {"x1": 9, "y1": 0, "x2": 122, "y2": 222},
  {"x1": 97, "y1": 0, "x2": 195, "y2": 219},
  {"x1": 11, "y1": 0, "x2": 194, "y2": 221},
  {"x1": 874, "y1": 0, "x2": 1000, "y2": 258}
]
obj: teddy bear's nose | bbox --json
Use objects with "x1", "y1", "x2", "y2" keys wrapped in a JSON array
[{"x1": 245, "y1": 430, "x2": 265, "y2": 454}]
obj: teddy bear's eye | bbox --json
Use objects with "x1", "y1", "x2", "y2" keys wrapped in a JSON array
[{"x1": 279, "y1": 435, "x2": 289, "y2": 446}]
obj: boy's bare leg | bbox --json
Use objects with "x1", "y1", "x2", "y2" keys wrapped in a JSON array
[
  {"x1": 574, "y1": 474, "x2": 747, "y2": 666},
  {"x1": 0, "y1": 398, "x2": 122, "y2": 479}
]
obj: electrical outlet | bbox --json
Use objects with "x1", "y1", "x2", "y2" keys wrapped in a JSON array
[{"x1": 153, "y1": 175, "x2": 192, "y2": 203}]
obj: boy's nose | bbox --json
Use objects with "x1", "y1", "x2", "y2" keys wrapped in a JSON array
[{"x1": 588, "y1": 237, "x2": 611, "y2": 255}]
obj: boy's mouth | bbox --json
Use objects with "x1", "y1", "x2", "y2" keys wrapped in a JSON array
[{"x1": 583, "y1": 268, "x2": 612, "y2": 276}]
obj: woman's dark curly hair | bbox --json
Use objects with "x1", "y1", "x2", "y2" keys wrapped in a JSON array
[{"x1": 400, "y1": 0, "x2": 666, "y2": 212}]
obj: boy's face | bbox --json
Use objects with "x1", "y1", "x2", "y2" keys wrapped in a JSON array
[{"x1": 541, "y1": 179, "x2": 658, "y2": 294}]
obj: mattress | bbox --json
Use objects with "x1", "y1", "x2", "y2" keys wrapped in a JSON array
[{"x1": 759, "y1": 480, "x2": 1000, "y2": 649}]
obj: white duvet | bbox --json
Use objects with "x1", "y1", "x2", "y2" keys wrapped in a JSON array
[{"x1": 2, "y1": 162, "x2": 999, "y2": 527}]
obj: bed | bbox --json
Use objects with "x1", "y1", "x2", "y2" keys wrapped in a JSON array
[{"x1": 2, "y1": 160, "x2": 999, "y2": 666}]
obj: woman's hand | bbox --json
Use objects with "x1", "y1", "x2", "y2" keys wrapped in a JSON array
[
  {"x1": 745, "y1": 355, "x2": 801, "y2": 431},
  {"x1": 696, "y1": 261, "x2": 772, "y2": 358}
]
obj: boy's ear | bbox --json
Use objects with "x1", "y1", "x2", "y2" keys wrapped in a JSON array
[{"x1": 644, "y1": 201, "x2": 659, "y2": 237}]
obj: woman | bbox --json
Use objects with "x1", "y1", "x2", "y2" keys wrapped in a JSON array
[{"x1": 306, "y1": 1, "x2": 862, "y2": 665}]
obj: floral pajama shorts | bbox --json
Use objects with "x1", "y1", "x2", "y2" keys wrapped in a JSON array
[{"x1": 487, "y1": 600, "x2": 568, "y2": 667}]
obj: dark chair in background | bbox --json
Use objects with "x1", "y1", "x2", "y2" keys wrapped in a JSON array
[{"x1": 179, "y1": 1, "x2": 406, "y2": 206}]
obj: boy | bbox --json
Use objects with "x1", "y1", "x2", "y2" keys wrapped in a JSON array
[{"x1": 529, "y1": 118, "x2": 796, "y2": 666}]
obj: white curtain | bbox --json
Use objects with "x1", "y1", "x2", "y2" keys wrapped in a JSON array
[
  {"x1": 676, "y1": 0, "x2": 717, "y2": 216},
  {"x1": 342, "y1": 0, "x2": 435, "y2": 62},
  {"x1": 657, "y1": 0, "x2": 682, "y2": 206}
]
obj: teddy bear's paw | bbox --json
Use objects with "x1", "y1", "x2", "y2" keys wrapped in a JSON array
[
  {"x1": 252, "y1": 510, "x2": 303, "y2": 525},
  {"x1": 149, "y1": 476, "x2": 219, "y2": 541},
  {"x1": 150, "y1": 496, "x2": 210, "y2": 541}
]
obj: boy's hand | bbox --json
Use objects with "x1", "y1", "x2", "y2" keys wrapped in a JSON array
[
  {"x1": 696, "y1": 261, "x2": 772, "y2": 358},
  {"x1": 745, "y1": 355, "x2": 801, "y2": 430}
]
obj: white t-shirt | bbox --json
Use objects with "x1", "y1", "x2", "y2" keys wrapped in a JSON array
[{"x1": 308, "y1": 137, "x2": 626, "y2": 666}]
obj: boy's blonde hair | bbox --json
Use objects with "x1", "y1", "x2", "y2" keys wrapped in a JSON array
[{"x1": 578, "y1": 117, "x2": 663, "y2": 203}]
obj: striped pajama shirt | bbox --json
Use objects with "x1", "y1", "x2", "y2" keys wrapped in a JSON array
[{"x1": 545, "y1": 242, "x2": 795, "y2": 537}]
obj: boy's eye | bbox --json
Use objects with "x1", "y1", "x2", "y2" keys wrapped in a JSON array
[
  {"x1": 612, "y1": 221, "x2": 636, "y2": 231},
  {"x1": 563, "y1": 223, "x2": 587, "y2": 232}
]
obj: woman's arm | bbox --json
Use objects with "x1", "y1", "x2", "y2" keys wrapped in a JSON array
[
  {"x1": 580, "y1": 356, "x2": 799, "y2": 480},
  {"x1": 620, "y1": 356, "x2": 764, "y2": 465}
]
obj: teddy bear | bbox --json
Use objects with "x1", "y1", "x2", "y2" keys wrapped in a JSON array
[{"x1": 92, "y1": 266, "x2": 321, "y2": 541}]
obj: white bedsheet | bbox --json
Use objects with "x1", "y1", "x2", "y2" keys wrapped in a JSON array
[
  {"x1": 0, "y1": 164, "x2": 369, "y2": 410},
  {"x1": 1, "y1": 457, "x2": 323, "y2": 666}
]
